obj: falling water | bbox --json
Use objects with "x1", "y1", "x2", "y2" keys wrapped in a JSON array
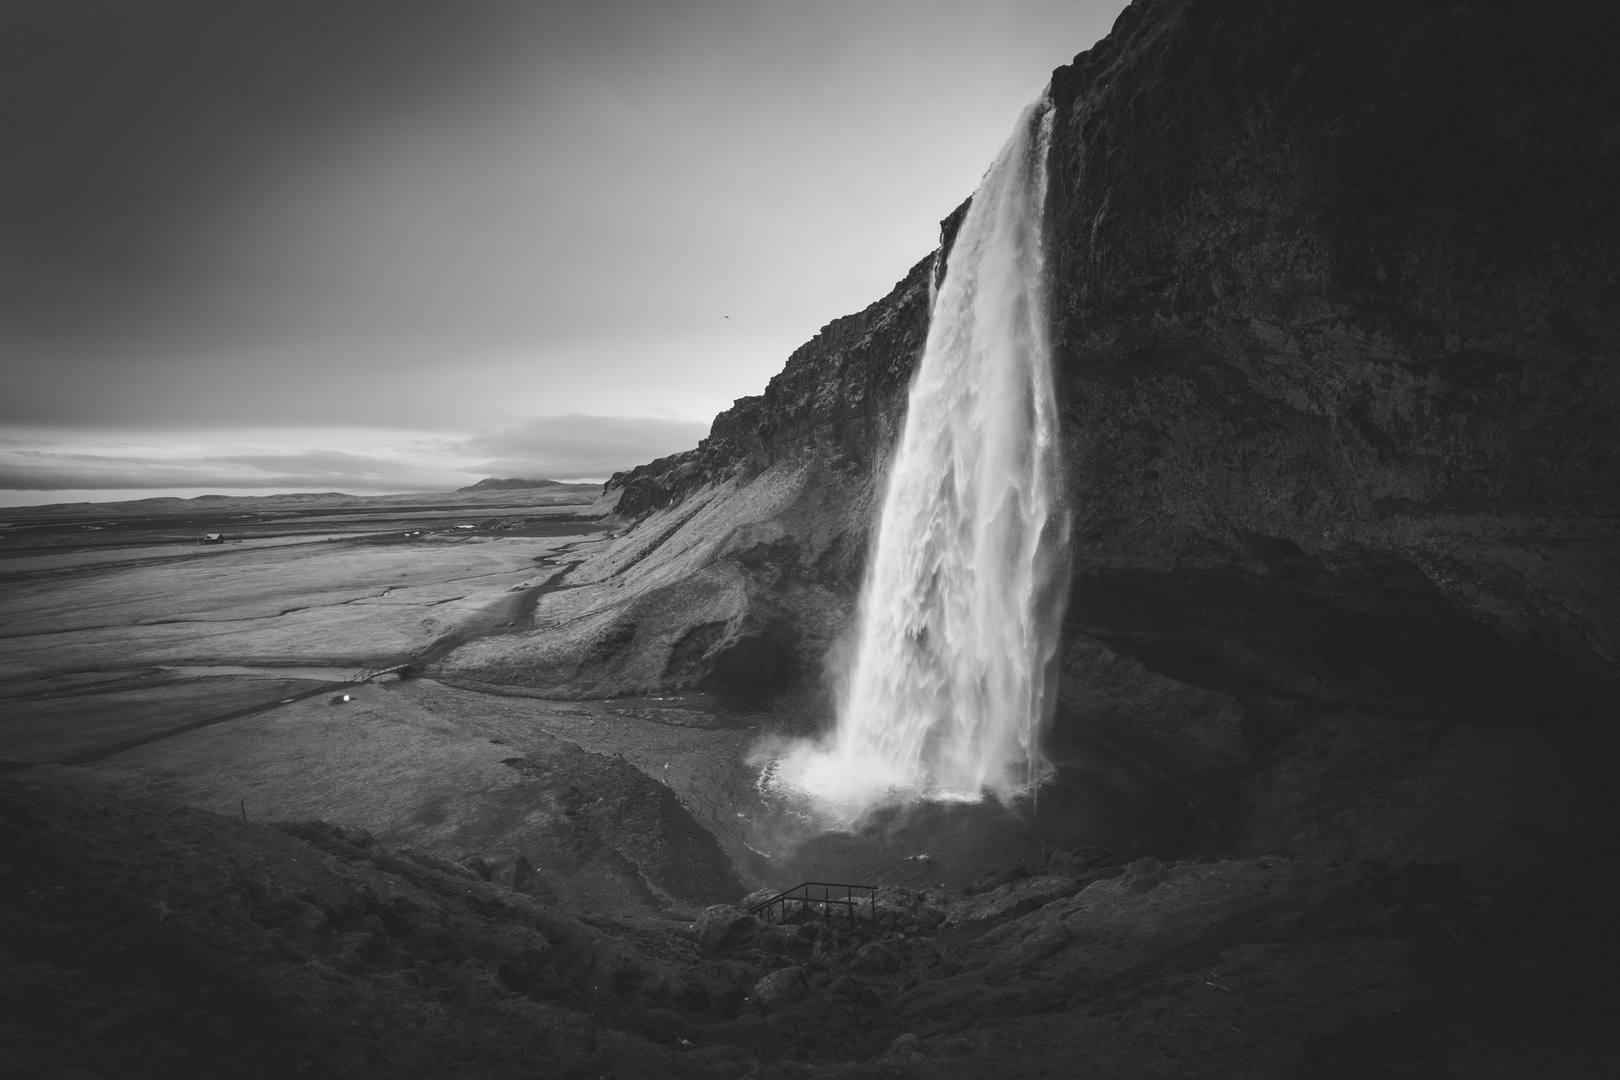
[{"x1": 772, "y1": 98, "x2": 1071, "y2": 815}]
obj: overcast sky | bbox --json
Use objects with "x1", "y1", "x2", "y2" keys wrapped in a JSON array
[{"x1": 0, "y1": 0, "x2": 1126, "y2": 505}]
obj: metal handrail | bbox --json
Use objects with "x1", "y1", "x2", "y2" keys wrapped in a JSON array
[
  {"x1": 354, "y1": 662, "x2": 411, "y2": 683},
  {"x1": 747, "y1": 881, "x2": 877, "y2": 931}
]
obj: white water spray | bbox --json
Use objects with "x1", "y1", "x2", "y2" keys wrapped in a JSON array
[{"x1": 771, "y1": 98, "x2": 1071, "y2": 815}]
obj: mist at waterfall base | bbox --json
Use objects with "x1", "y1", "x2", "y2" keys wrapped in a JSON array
[
  {"x1": 759, "y1": 99, "x2": 1071, "y2": 834},
  {"x1": 737, "y1": 726, "x2": 1201, "y2": 892}
]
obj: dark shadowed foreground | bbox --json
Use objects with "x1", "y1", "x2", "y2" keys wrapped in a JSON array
[{"x1": 3, "y1": 766, "x2": 1615, "y2": 1079}]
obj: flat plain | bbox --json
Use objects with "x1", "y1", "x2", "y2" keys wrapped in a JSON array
[
  {"x1": 1, "y1": 491, "x2": 600, "y2": 754},
  {"x1": 0, "y1": 491, "x2": 768, "y2": 914}
]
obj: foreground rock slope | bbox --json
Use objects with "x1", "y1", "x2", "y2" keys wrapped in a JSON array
[{"x1": 4, "y1": 767, "x2": 1614, "y2": 1078}]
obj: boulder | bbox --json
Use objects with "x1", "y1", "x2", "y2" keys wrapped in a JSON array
[
  {"x1": 882, "y1": 1033, "x2": 927, "y2": 1064},
  {"x1": 690, "y1": 905, "x2": 756, "y2": 949},
  {"x1": 751, "y1": 966, "x2": 808, "y2": 1009},
  {"x1": 1119, "y1": 856, "x2": 1168, "y2": 892},
  {"x1": 740, "y1": 886, "x2": 780, "y2": 912},
  {"x1": 852, "y1": 942, "x2": 900, "y2": 975},
  {"x1": 826, "y1": 974, "x2": 859, "y2": 1000}
]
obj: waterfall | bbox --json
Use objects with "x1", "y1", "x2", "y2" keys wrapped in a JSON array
[{"x1": 772, "y1": 97, "x2": 1071, "y2": 814}]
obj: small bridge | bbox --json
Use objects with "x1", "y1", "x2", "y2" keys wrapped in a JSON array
[
  {"x1": 748, "y1": 882, "x2": 877, "y2": 932},
  {"x1": 353, "y1": 662, "x2": 412, "y2": 683}
]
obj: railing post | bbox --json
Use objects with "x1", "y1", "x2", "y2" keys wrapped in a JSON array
[{"x1": 746, "y1": 881, "x2": 878, "y2": 932}]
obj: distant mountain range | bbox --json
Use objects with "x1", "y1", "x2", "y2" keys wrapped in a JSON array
[
  {"x1": 455, "y1": 478, "x2": 563, "y2": 492},
  {"x1": 5, "y1": 482, "x2": 602, "y2": 518}
]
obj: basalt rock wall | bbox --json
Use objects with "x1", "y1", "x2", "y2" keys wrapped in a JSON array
[{"x1": 1041, "y1": 0, "x2": 1619, "y2": 741}]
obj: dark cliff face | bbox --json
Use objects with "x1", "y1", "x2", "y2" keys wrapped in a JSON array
[{"x1": 1038, "y1": 0, "x2": 1618, "y2": 760}]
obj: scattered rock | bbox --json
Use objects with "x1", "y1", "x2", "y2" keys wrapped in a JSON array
[
  {"x1": 1120, "y1": 856, "x2": 1167, "y2": 891},
  {"x1": 692, "y1": 905, "x2": 757, "y2": 948},
  {"x1": 627, "y1": 1007, "x2": 689, "y2": 1045},
  {"x1": 940, "y1": 874, "x2": 1083, "y2": 933},
  {"x1": 826, "y1": 974, "x2": 859, "y2": 999},
  {"x1": 883, "y1": 1032, "x2": 926, "y2": 1063},
  {"x1": 741, "y1": 887, "x2": 780, "y2": 911},
  {"x1": 609, "y1": 707, "x2": 734, "y2": 730},
  {"x1": 852, "y1": 942, "x2": 900, "y2": 974},
  {"x1": 924, "y1": 1035, "x2": 976, "y2": 1058},
  {"x1": 751, "y1": 966, "x2": 808, "y2": 1008}
]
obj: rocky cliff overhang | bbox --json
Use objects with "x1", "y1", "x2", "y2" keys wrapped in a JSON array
[{"x1": 1038, "y1": 0, "x2": 1618, "y2": 760}]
